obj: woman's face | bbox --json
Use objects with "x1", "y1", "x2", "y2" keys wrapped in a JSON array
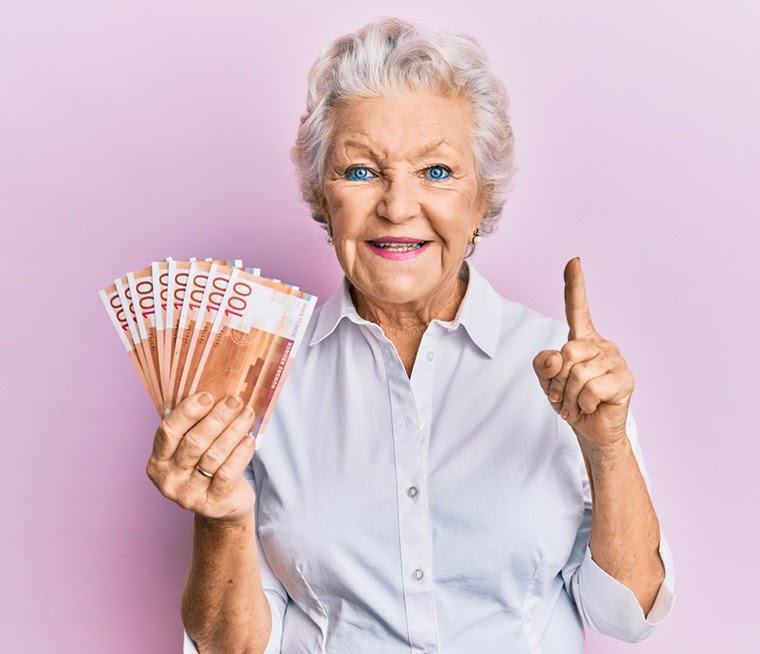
[{"x1": 321, "y1": 90, "x2": 490, "y2": 312}]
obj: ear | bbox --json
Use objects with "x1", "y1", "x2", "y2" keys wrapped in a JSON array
[
  {"x1": 474, "y1": 183, "x2": 494, "y2": 229},
  {"x1": 314, "y1": 188, "x2": 332, "y2": 229}
]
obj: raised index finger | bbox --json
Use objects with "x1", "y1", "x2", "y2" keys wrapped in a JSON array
[{"x1": 564, "y1": 257, "x2": 595, "y2": 340}]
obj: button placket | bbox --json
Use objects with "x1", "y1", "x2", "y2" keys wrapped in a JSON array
[
  {"x1": 383, "y1": 341, "x2": 438, "y2": 651},
  {"x1": 406, "y1": 329, "x2": 440, "y2": 652}
]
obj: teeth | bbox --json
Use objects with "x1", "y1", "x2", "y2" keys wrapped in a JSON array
[{"x1": 372, "y1": 241, "x2": 425, "y2": 251}]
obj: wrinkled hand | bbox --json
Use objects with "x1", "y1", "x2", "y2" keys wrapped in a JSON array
[
  {"x1": 146, "y1": 392, "x2": 258, "y2": 523},
  {"x1": 533, "y1": 258, "x2": 634, "y2": 447}
]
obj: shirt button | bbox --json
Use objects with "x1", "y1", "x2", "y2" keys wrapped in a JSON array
[
  {"x1": 407, "y1": 486, "x2": 419, "y2": 498},
  {"x1": 425, "y1": 350, "x2": 435, "y2": 362},
  {"x1": 412, "y1": 569, "x2": 424, "y2": 581},
  {"x1": 418, "y1": 421, "x2": 425, "y2": 431}
]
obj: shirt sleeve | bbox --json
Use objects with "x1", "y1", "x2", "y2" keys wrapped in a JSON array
[
  {"x1": 182, "y1": 458, "x2": 290, "y2": 653},
  {"x1": 560, "y1": 409, "x2": 676, "y2": 643}
]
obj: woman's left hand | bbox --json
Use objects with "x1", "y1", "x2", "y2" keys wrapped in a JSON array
[{"x1": 532, "y1": 258, "x2": 635, "y2": 448}]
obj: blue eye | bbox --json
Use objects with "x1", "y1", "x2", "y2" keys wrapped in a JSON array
[
  {"x1": 425, "y1": 165, "x2": 451, "y2": 181},
  {"x1": 345, "y1": 166, "x2": 376, "y2": 181}
]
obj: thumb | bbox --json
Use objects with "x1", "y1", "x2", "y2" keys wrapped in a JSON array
[{"x1": 532, "y1": 350, "x2": 562, "y2": 395}]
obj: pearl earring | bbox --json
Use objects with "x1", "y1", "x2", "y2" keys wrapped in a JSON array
[
  {"x1": 472, "y1": 228, "x2": 482, "y2": 245},
  {"x1": 326, "y1": 228, "x2": 334, "y2": 246}
]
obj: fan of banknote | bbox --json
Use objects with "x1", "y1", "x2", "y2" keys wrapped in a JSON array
[{"x1": 100, "y1": 259, "x2": 317, "y2": 439}]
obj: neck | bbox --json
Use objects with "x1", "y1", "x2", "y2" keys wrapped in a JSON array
[
  {"x1": 350, "y1": 264, "x2": 469, "y2": 333},
  {"x1": 350, "y1": 265, "x2": 470, "y2": 377}
]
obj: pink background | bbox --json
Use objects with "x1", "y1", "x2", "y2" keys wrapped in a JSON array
[{"x1": 2, "y1": 2, "x2": 758, "y2": 652}]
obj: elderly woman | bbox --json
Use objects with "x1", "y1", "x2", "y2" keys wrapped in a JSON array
[{"x1": 147, "y1": 18, "x2": 674, "y2": 653}]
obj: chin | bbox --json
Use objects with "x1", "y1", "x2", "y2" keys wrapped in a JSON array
[{"x1": 365, "y1": 275, "x2": 438, "y2": 306}]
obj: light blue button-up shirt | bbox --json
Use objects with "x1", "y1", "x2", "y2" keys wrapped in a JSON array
[{"x1": 184, "y1": 263, "x2": 674, "y2": 653}]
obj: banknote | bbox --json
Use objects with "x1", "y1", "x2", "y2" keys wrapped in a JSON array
[
  {"x1": 164, "y1": 260, "x2": 193, "y2": 407},
  {"x1": 101, "y1": 259, "x2": 317, "y2": 436},
  {"x1": 99, "y1": 283, "x2": 155, "y2": 407},
  {"x1": 127, "y1": 266, "x2": 164, "y2": 411},
  {"x1": 253, "y1": 291, "x2": 315, "y2": 437},
  {"x1": 115, "y1": 276, "x2": 162, "y2": 410},
  {"x1": 151, "y1": 260, "x2": 171, "y2": 399},
  {"x1": 189, "y1": 268, "x2": 317, "y2": 437},
  {"x1": 168, "y1": 260, "x2": 210, "y2": 408},
  {"x1": 175, "y1": 262, "x2": 233, "y2": 407}
]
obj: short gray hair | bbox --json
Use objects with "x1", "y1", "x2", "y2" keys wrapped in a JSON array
[{"x1": 290, "y1": 17, "x2": 517, "y2": 240}]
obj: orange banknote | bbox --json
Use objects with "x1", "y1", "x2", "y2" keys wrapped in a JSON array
[{"x1": 101, "y1": 259, "x2": 317, "y2": 437}]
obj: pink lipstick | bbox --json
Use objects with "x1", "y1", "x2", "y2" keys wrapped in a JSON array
[{"x1": 364, "y1": 237, "x2": 431, "y2": 261}]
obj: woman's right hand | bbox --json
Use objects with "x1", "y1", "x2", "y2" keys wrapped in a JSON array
[{"x1": 146, "y1": 392, "x2": 258, "y2": 524}]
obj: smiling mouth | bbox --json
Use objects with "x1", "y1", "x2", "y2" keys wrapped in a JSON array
[{"x1": 368, "y1": 240, "x2": 429, "y2": 252}]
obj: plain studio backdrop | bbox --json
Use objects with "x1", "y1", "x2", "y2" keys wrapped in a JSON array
[{"x1": 1, "y1": 2, "x2": 758, "y2": 652}]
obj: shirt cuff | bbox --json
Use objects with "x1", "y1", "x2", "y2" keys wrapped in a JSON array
[
  {"x1": 183, "y1": 630, "x2": 199, "y2": 654},
  {"x1": 182, "y1": 589, "x2": 285, "y2": 653},
  {"x1": 575, "y1": 536, "x2": 675, "y2": 642}
]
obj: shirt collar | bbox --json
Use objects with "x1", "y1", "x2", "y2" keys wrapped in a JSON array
[
  {"x1": 309, "y1": 276, "x2": 369, "y2": 347},
  {"x1": 453, "y1": 263, "x2": 501, "y2": 358},
  {"x1": 309, "y1": 262, "x2": 501, "y2": 358}
]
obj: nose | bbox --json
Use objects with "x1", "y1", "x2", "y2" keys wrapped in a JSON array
[{"x1": 376, "y1": 176, "x2": 420, "y2": 223}]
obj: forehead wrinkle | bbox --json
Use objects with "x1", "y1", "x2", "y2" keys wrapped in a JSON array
[
  {"x1": 337, "y1": 135, "x2": 458, "y2": 164},
  {"x1": 339, "y1": 138, "x2": 386, "y2": 162}
]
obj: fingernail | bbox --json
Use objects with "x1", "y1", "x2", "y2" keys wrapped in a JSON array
[
  {"x1": 549, "y1": 390, "x2": 561, "y2": 403},
  {"x1": 245, "y1": 434, "x2": 256, "y2": 447},
  {"x1": 226, "y1": 395, "x2": 242, "y2": 409},
  {"x1": 242, "y1": 406, "x2": 254, "y2": 418},
  {"x1": 198, "y1": 392, "x2": 213, "y2": 406},
  {"x1": 544, "y1": 354, "x2": 554, "y2": 369},
  {"x1": 560, "y1": 408, "x2": 569, "y2": 419}
]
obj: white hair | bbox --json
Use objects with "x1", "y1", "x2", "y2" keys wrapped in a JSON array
[{"x1": 290, "y1": 17, "x2": 517, "y2": 241}]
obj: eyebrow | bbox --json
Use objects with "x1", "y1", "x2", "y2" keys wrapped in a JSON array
[{"x1": 340, "y1": 138, "x2": 450, "y2": 160}]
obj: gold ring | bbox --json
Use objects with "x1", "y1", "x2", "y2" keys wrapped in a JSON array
[{"x1": 196, "y1": 466, "x2": 214, "y2": 479}]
